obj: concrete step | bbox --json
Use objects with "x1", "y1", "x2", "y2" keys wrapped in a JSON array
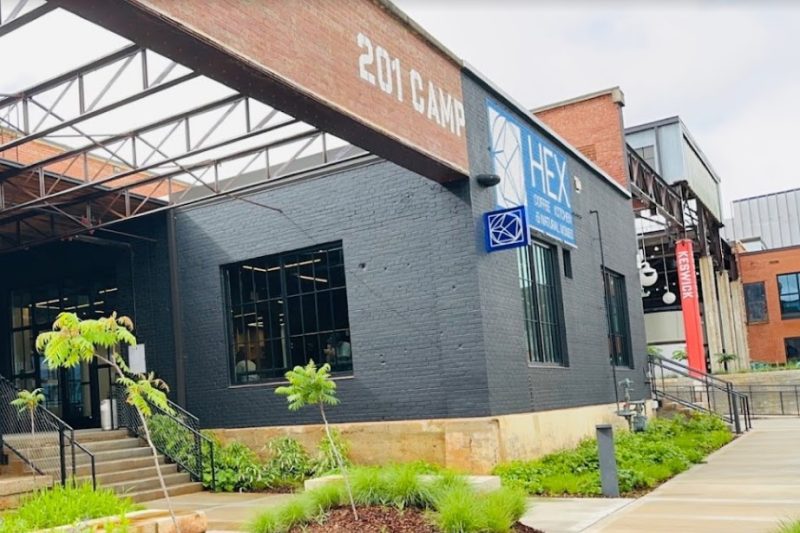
[
  {"x1": 62, "y1": 454, "x2": 169, "y2": 477},
  {"x1": 128, "y1": 482, "x2": 203, "y2": 503},
  {"x1": 80, "y1": 463, "x2": 179, "y2": 486},
  {"x1": 7, "y1": 438, "x2": 143, "y2": 461},
  {"x1": 72, "y1": 429, "x2": 131, "y2": 443},
  {"x1": 106, "y1": 472, "x2": 194, "y2": 496},
  {"x1": 15, "y1": 445, "x2": 153, "y2": 467}
]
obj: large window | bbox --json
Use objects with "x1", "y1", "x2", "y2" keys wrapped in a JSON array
[
  {"x1": 223, "y1": 242, "x2": 352, "y2": 384},
  {"x1": 778, "y1": 272, "x2": 800, "y2": 319},
  {"x1": 743, "y1": 282, "x2": 768, "y2": 323},
  {"x1": 517, "y1": 241, "x2": 567, "y2": 365},
  {"x1": 605, "y1": 269, "x2": 632, "y2": 367}
]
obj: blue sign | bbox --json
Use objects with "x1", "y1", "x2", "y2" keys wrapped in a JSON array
[
  {"x1": 486, "y1": 99, "x2": 576, "y2": 248},
  {"x1": 484, "y1": 205, "x2": 529, "y2": 253}
]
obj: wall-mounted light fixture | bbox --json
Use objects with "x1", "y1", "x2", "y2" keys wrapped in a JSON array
[{"x1": 476, "y1": 173, "x2": 501, "y2": 187}]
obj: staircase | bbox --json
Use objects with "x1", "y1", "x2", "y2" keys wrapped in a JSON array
[
  {"x1": 648, "y1": 354, "x2": 753, "y2": 433},
  {"x1": 3, "y1": 429, "x2": 203, "y2": 502}
]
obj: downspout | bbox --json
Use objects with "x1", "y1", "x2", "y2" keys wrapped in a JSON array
[{"x1": 166, "y1": 211, "x2": 187, "y2": 407}]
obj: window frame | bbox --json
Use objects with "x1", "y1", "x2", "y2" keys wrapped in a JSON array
[
  {"x1": 222, "y1": 241, "x2": 353, "y2": 387},
  {"x1": 777, "y1": 272, "x2": 800, "y2": 319},
  {"x1": 518, "y1": 239, "x2": 568, "y2": 367},
  {"x1": 743, "y1": 281, "x2": 769, "y2": 324},
  {"x1": 604, "y1": 268, "x2": 633, "y2": 368}
]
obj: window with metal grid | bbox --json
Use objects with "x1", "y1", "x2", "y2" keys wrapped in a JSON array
[
  {"x1": 604, "y1": 269, "x2": 633, "y2": 367},
  {"x1": 223, "y1": 242, "x2": 352, "y2": 384},
  {"x1": 517, "y1": 240, "x2": 567, "y2": 365},
  {"x1": 778, "y1": 272, "x2": 800, "y2": 319}
]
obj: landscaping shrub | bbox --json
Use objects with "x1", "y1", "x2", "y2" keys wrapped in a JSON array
[
  {"x1": 0, "y1": 482, "x2": 140, "y2": 532},
  {"x1": 493, "y1": 412, "x2": 733, "y2": 496},
  {"x1": 266, "y1": 436, "x2": 313, "y2": 487},
  {"x1": 311, "y1": 428, "x2": 351, "y2": 476},
  {"x1": 246, "y1": 464, "x2": 529, "y2": 533}
]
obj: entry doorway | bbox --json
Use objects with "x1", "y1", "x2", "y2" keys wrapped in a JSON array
[{"x1": 9, "y1": 282, "x2": 119, "y2": 429}]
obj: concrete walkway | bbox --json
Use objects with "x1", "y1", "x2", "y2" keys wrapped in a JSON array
[
  {"x1": 148, "y1": 419, "x2": 800, "y2": 532},
  {"x1": 583, "y1": 418, "x2": 800, "y2": 533}
]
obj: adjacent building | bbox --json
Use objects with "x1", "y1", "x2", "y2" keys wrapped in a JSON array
[
  {"x1": 535, "y1": 89, "x2": 748, "y2": 374},
  {"x1": 727, "y1": 188, "x2": 800, "y2": 365}
]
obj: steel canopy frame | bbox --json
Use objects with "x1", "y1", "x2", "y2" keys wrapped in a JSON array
[{"x1": 0, "y1": 2, "x2": 372, "y2": 253}]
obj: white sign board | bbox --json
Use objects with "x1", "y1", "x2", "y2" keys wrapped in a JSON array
[{"x1": 129, "y1": 344, "x2": 147, "y2": 374}]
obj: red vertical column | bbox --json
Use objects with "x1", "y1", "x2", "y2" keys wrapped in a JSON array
[{"x1": 675, "y1": 239, "x2": 706, "y2": 373}]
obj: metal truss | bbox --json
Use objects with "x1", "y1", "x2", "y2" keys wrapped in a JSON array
[
  {"x1": 627, "y1": 145, "x2": 684, "y2": 228},
  {"x1": 0, "y1": 3, "x2": 371, "y2": 253},
  {"x1": 0, "y1": 0, "x2": 53, "y2": 38}
]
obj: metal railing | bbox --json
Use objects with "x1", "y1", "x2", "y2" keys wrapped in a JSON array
[
  {"x1": 647, "y1": 355, "x2": 752, "y2": 433},
  {"x1": 0, "y1": 375, "x2": 96, "y2": 488},
  {"x1": 737, "y1": 385, "x2": 800, "y2": 417},
  {"x1": 112, "y1": 385, "x2": 215, "y2": 490}
]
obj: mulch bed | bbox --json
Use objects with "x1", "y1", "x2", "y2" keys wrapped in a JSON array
[{"x1": 288, "y1": 505, "x2": 545, "y2": 533}]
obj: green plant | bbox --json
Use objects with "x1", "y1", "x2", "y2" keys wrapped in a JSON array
[
  {"x1": 493, "y1": 413, "x2": 732, "y2": 497},
  {"x1": 10, "y1": 388, "x2": 45, "y2": 480},
  {"x1": 0, "y1": 482, "x2": 140, "y2": 533},
  {"x1": 266, "y1": 436, "x2": 312, "y2": 486},
  {"x1": 715, "y1": 352, "x2": 738, "y2": 372},
  {"x1": 247, "y1": 466, "x2": 528, "y2": 533},
  {"x1": 311, "y1": 428, "x2": 351, "y2": 476},
  {"x1": 672, "y1": 349, "x2": 688, "y2": 361},
  {"x1": 210, "y1": 439, "x2": 272, "y2": 492},
  {"x1": 275, "y1": 360, "x2": 357, "y2": 519},
  {"x1": 647, "y1": 345, "x2": 663, "y2": 357},
  {"x1": 36, "y1": 312, "x2": 179, "y2": 528}
]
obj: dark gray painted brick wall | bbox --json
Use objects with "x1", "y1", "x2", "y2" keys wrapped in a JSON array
[
  {"x1": 162, "y1": 77, "x2": 648, "y2": 428},
  {"x1": 173, "y1": 162, "x2": 490, "y2": 428},
  {"x1": 461, "y1": 73, "x2": 649, "y2": 414}
]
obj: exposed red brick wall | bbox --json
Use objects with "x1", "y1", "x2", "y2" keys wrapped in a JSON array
[
  {"x1": 739, "y1": 246, "x2": 800, "y2": 363},
  {"x1": 136, "y1": 0, "x2": 469, "y2": 175},
  {"x1": 535, "y1": 93, "x2": 629, "y2": 189}
]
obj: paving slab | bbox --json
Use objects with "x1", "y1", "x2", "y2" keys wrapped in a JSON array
[
  {"x1": 585, "y1": 418, "x2": 800, "y2": 533},
  {"x1": 519, "y1": 497, "x2": 634, "y2": 532}
]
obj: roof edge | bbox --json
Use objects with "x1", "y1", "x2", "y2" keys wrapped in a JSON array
[{"x1": 531, "y1": 86, "x2": 625, "y2": 114}]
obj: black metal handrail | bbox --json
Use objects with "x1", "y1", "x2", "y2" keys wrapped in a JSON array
[
  {"x1": 647, "y1": 355, "x2": 752, "y2": 433},
  {"x1": 112, "y1": 384, "x2": 215, "y2": 490},
  {"x1": 0, "y1": 374, "x2": 97, "y2": 488}
]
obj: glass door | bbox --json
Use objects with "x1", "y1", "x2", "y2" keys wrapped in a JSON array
[{"x1": 9, "y1": 282, "x2": 119, "y2": 429}]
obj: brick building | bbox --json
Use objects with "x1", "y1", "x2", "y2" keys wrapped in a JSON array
[
  {"x1": 738, "y1": 245, "x2": 800, "y2": 364},
  {"x1": 0, "y1": 0, "x2": 647, "y2": 471}
]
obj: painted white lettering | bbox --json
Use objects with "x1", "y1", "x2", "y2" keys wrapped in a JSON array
[
  {"x1": 453, "y1": 100, "x2": 465, "y2": 137},
  {"x1": 438, "y1": 88, "x2": 454, "y2": 133},
  {"x1": 426, "y1": 81, "x2": 441, "y2": 124},
  {"x1": 375, "y1": 46, "x2": 392, "y2": 94},
  {"x1": 529, "y1": 136, "x2": 544, "y2": 190},
  {"x1": 410, "y1": 70, "x2": 424, "y2": 113},
  {"x1": 357, "y1": 33, "x2": 375, "y2": 85}
]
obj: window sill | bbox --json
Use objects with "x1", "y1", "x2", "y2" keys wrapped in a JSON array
[
  {"x1": 527, "y1": 362, "x2": 569, "y2": 369},
  {"x1": 780, "y1": 314, "x2": 800, "y2": 321},
  {"x1": 228, "y1": 373, "x2": 354, "y2": 389}
]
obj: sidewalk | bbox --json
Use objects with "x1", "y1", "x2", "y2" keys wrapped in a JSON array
[
  {"x1": 148, "y1": 419, "x2": 800, "y2": 532},
  {"x1": 582, "y1": 418, "x2": 800, "y2": 532}
]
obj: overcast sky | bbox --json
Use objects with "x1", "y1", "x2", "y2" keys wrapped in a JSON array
[{"x1": 395, "y1": 0, "x2": 800, "y2": 215}]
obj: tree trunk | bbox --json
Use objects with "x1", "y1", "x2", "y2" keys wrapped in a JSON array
[
  {"x1": 139, "y1": 408, "x2": 180, "y2": 532},
  {"x1": 320, "y1": 404, "x2": 357, "y2": 520},
  {"x1": 98, "y1": 353, "x2": 179, "y2": 532},
  {"x1": 30, "y1": 409, "x2": 36, "y2": 482}
]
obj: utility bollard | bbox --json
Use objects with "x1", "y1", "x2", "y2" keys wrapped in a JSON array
[{"x1": 596, "y1": 424, "x2": 619, "y2": 497}]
